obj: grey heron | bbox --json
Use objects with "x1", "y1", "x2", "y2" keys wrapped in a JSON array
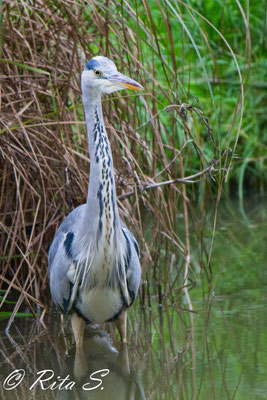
[{"x1": 48, "y1": 56, "x2": 143, "y2": 354}]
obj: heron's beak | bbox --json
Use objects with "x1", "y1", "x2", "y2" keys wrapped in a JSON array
[{"x1": 109, "y1": 72, "x2": 144, "y2": 91}]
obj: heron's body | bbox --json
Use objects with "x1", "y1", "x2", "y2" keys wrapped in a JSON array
[
  {"x1": 49, "y1": 205, "x2": 139, "y2": 323},
  {"x1": 48, "y1": 57, "x2": 142, "y2": 352}
]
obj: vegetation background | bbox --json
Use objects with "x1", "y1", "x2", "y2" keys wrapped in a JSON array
[{"x1": 0, "y1": 0, "x2": 266, "y2": 325}]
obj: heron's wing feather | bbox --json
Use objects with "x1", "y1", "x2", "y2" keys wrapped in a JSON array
[
  {"x1": 48, "y1": 205, "x2": 85, "y2": 312},
  {"x1": 121, "y1": 223, "x2": 141, "y2": 305},
  {"x1": 48, "y1": 233, "x2": 74, "y2": 312}
]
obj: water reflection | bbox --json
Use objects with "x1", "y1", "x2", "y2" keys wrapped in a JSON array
[
  {"x1": 57, "y1": 326, "x2": 145, "y2": 400},
  {"x1": 0, "y1": 319, "x2": 146, "y2": 400}
]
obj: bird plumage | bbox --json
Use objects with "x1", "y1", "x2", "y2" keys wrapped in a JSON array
[{"x1": 48, "y1": 56, "x2": 142, "y2": 343}]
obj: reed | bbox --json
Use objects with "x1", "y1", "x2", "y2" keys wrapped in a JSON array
[{"x1": 0, "y1": 0, "x2": 258, "y2": 325}]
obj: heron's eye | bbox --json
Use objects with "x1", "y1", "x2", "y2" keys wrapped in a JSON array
[{"x1": 94, "y1": 70, "x2": 101, "y2": 76}]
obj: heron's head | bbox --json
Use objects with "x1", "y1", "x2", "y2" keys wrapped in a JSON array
[{"x1": 82, "y1": 56, "x2": 143, "y2": 94}]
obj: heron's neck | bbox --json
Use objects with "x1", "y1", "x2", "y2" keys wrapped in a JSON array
[{"x1": 82, "y1": 91, "x2": 119, "y2": 245}]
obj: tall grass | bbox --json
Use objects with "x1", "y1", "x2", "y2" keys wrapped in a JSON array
[{"x1": 0, "y1": 0, "x2": 260, "y2": 326}]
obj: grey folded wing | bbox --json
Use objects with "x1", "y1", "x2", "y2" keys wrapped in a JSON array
[
  {"x1": 48, "y1": 205, "x2": 85, "y2": 312},
  {"x1": 48, "y1": 231, "x2": 74, "y2": 313},
  {"x1": 121, "y1": 223, "x2": 141, "y2": 305}
]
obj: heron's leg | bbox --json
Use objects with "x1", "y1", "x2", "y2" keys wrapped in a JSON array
[
  {"x1": 71, "y1": 312, "x2": 86, "y2": 349},
  {"x1": 71, "y1": 312, "x2": 87, "y2": 380},
  {"x1": 115, "y1": 308, "x2": 127, "y2": 343},
  {"x1": 118, "y1": 342, "x2": 130, "y2": 374}
]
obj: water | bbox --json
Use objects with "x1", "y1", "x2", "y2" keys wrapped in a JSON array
[{"x1": 0, "y1": 197, "x2": 266, "y2": 399}]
